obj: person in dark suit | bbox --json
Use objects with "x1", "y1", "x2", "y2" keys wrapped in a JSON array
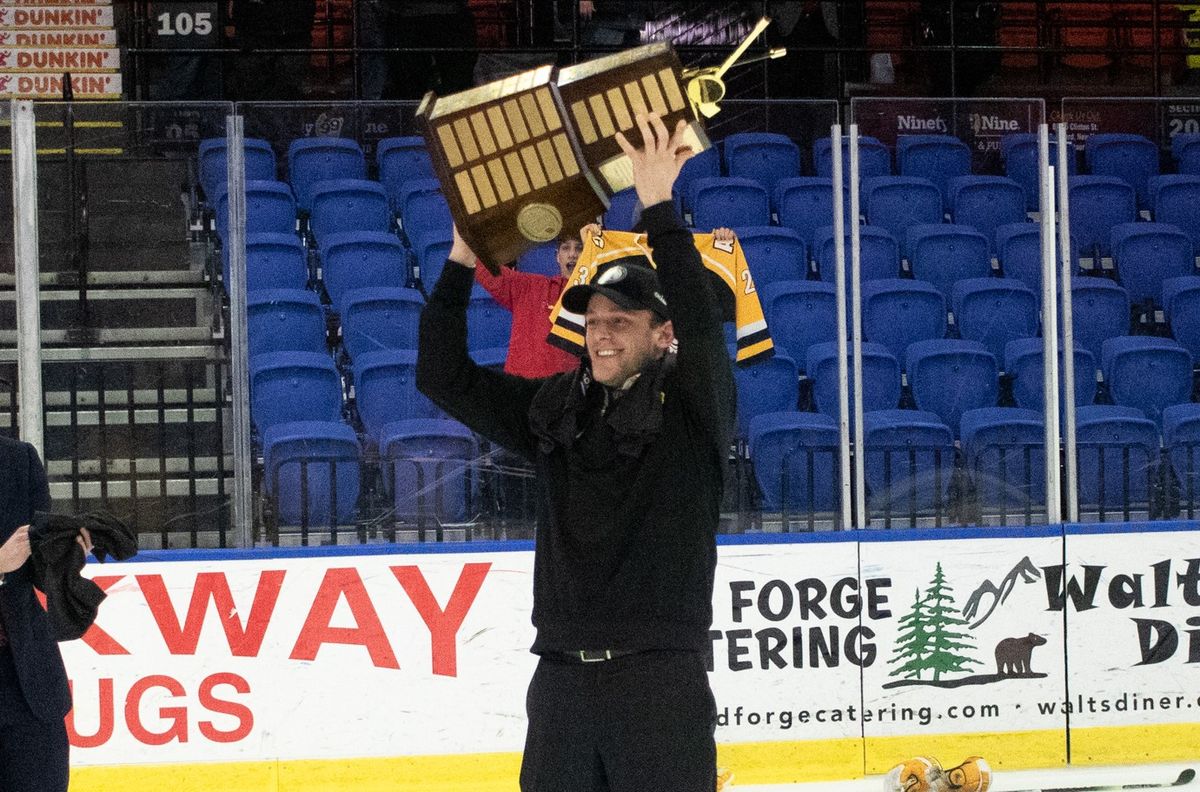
[{"x1": 0, "y1": 435, "x2": 91, "y2": 792}]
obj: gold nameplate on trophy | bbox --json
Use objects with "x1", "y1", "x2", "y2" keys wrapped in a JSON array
[
  {"x1": 417, "y1": 65, "x2": 608, "y2": 273},
  {"x1": 416, "y1": 27, "x2": 779, "y2": 273},
  {"x1": 556, "y1": 41, "x2": 709, "y2": 195}
]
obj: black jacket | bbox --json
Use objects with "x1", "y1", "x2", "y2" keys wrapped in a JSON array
[
  {"x1": 0, "y1": 436, "x2": 71, "y2": 722},
  {"x1": 418, "y1": 201, "x2": 735, "y2": 653}
]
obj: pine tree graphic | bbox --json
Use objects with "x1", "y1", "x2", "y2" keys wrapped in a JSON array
[
  {"x1": 887, "y1": 588, "x2": 932, "y2": 680},
  {"x1": 888, "y1": 562, "x2": 981, "y2": 682}
]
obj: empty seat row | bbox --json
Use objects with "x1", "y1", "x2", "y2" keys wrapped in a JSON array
[
  {"x1": 248, "y1": 286, "x2": 511, "y2": 361},
  {"x1": 748, "y1": 401, "x2": 1200, "y2": 517},
  {"x1": 735, "y1": 333, "x2": 1194, "y2": 445},
  {"x1": 200, "y1": 136, "x2": 436, "y2": 213},
  {"x1": 263, "y1": 417, "x2": 477, "y2": 527}
]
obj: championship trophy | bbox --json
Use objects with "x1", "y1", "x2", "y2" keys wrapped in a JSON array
[{"x1": 415, "y1": 19, "x2": 784, "y2": 273}]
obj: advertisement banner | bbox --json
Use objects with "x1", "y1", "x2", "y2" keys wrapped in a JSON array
[
  {"x1": 0, "y1": 71, "x2": 120, "y2": 98},
  {"x1": 860, "y1": 529, "x2": 1068, "y2": 771},
  {"x1": 0, "y1": 46, "x2": 119, "y2": 71},
  {"x1": 0, "y1": 5, "x2": 114, "y2": 27},
  {"x1": 0, "y1": 29, "x2": 116, "y2": 46},
  {"x1": 57, "y1": 526, "x2": 1200, "y2": 788},
  {"x1": 1063, "y1": 525, "x2": 1200, "y2": 764}
]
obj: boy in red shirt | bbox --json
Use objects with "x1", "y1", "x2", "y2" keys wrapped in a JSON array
[{"x1": 473, "y1": 232, "x2": 586, "y2": 378}]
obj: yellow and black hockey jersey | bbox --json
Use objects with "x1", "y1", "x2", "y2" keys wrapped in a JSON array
[{"x1": 547, "y1": 229, "x2": 774, "y2": 365}]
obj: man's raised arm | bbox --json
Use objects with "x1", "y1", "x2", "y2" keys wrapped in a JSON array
[{"x1": 416, "y1": 226, "x2": 543, "y2": 460}]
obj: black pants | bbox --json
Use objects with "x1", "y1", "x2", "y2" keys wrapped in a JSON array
[
  {"x1": 0, "y1": 648, "x2": 69, "y2": 792},
  {"x1": 520, "y1": 650, "x2": 716, "y2": 792}
]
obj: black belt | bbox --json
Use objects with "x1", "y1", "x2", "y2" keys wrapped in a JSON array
[{"x1": 546, "y1": 649, "x2": 640, "y2": 663}]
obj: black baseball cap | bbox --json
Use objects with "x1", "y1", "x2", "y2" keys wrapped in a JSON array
[{"x1": 561, "y1": 257, "x2": 669, "y2": 319}]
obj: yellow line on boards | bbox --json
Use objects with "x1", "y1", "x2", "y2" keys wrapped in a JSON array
[
  {"x1": 65, "y1": 725, "x2": 1200, "y2": 792},
  {"x1": 1068, "y1": 723, "x2": 1200, "y2": 765}
]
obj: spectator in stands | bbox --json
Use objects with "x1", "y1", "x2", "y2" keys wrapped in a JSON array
[
  {"x1": 418, "y1": 112, "x2": 732, "y2": 792},
  {"x1": 579, "y1": 0, "x2": 648, "y2": 49},
  {"x1": 474, "y1": 231, "x2": 586, "y2": 378},
  {"x1": 0, "y1": 436, "x2": 92, "y2": 792},
  {"x1": 230, "y1": 0, "x2": 316, "y2": 100}
]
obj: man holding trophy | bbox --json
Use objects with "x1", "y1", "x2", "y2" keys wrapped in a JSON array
[{"x1": 417, "y1": 111, "x2": 734, "y2": 791}]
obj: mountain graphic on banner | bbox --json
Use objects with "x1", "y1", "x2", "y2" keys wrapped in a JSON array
[{"x1": 885, "y1": 561, "x2": 1048, "y2": 689}]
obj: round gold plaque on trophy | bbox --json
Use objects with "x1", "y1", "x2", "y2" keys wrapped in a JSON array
[{"x1": 517, "y1": 203, "x2": 563, "y2": 242}]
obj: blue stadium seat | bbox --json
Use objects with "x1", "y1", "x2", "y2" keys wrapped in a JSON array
[
  {"x1": 805, "y1": 341, "x2": 901, "y2": 418},
  {"x1": 1164, "y1": 275, "x2": 1200, "y2": 360},
  {"x1": 247, "y1": 289, "x2": 327, "y2": 358},
  {"x1": 897, "y1": 134, "x2": 972, "y2": 209},
  {"x1": 960, "y1": 406, "x2": 1046, "y2": 516},
  {"x1": 1002, "y1": 132, "x2": 1077, "y2": 212},
  {"x1": 907, "y1": 339, "x2": 999, "y2": 434},
  {"x1": 376, "y1": 136, "x2": 436, "y2": 211},
  {"x1": 229, "y1": 232, "x2": 308, "y2": 293},
  {"x1": 1069, "y1": 176, "x2": 1137, "y2": 259},
  {"x1": 906, "y1": 224, "x2": 991, "y2": 301},
  {"x1": 1071, "y1": 277, "x2": 1131, "y2": 363},
  {"x1": 735, "y1": 226, "x2": 808, "y2": 287},
  {"x1": 774, "y1": 177, "x2": 838, "y2": 247},
  {"x1": 215, "y1": 180, "x2": 296, "y2": 241},
  {"x1": 948, "y1": 176, "x2": 1027, "y2": 252},
  {"x1": 1171, "y1": 133, "x2": 1200, "y2": 175},
  {"x1": 995, "y1": 222, "x2": 1063, "y2": 292},
  {"x1": 379, "y1": 418, "x2": 478, "y2": 522},
  {"x1": 724, "y1": 132, "x2": 802, "y2": 196},
  {"x1": 675, "y1": 146, "x2": 721, "y2": 213},
  {"x1": 250, "y1": 351, "x2": 343, "y2": 431},
  {"x1": 861, "y1": 279, "x2": 947, "y2": 365},
  {"x1": 748, "y1": 411, "x2": 839, "y2": 513},
  {"x1": 813, "y1": 225, "x2": 901, "y2": 283},
  {"x1": 1004, "y1": 338, "x2": 1097, "y2": 412},
  {"x1": 308, "y1": 179, "x2": 392, "y2": 240},
  {"x1": 951, "y1": 278, "x2": 1039, "y2": 363},
  {"x1": 862, "y1": 176, "x2": 943, "y2": 255},
  {"x1": 733, "y1": 355, "x2": 799, "y2": 439},
  {"x1": 319, "y1": 231, "x2": 409, "y2": 312},
  {"x1": 467, "y1": 292, "x2": 513, "y2": 352},
  {"x1": 1102, "y1": 336, "x2": 1193, "y2": 425},
  {"x1": 354, "y1": 349, "x2": 440, "y2": 440},
  {"x1": 1074, "y1": 404, "x2": 1160, "y2": 513},
  {"x1": 411, "y1": 231, "x2": 454, "y2": 287},
  {"x1": 863, "y1": 409, "x2": 956, "y2": 517},
  {"x1": 473, "y1": 347, "x2": 509, "y2": 370},
  {"x1": 813, "y1": 135, "x2": 891, "y2": 182},
  {"x1": 340, "y1": 287, "x2": 424, "y2": 360},
  {"x1": 760, "y1": 281, "x2": 837, "y2": 370},
  {"x1": 1110, "y1": 222, "x2": 1195, "y2": 306},
  {"x1": 604, "y1": 188, "x2": 640, "y2": 231},
  {"x1": 199, "y1": 137, "x2": 276, "y2": 200},
  {"x1": 1163, "y1": 403, "x2": 1200, "y2": 503},
  {"x1": 287, "y1": 138, "x2": 368, "y2": 212},
  {"x1": 1150, "y1": 175, "x2": 1200, "y2": 253},
  {"x1": 262, "y1": 420, "x2": 360, "y2": 527},
  {"x1": 1085, "y1": 133, "x2": 1160, "y2": 209},
  {"x1": 396, "y1": 178, "x2": 453, "y2": 240},
  {"x1": 690, "y1": 177, "x2": 771, "y2": 229},
  {"x1": 517, "y1": 242, "x2": 561, "y2": 276}
]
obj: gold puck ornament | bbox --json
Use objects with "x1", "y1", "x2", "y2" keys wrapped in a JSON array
[{"x1": 517, "y1": 202, "x2": 563, "y2": 242}]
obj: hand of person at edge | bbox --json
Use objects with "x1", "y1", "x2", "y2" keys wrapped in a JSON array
[
  {"x1": 615, "y1": 112, "x2": 694, "y2": 210},
  {"x1": 0, "y1": 525, "x2": 31, "y2": 574},
  {"x1": 580, "y1": 222, "x2": 601, "y2": 241},
  {"x1": 449, "y1": 224, "x2": 477, "y2": 269}
]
